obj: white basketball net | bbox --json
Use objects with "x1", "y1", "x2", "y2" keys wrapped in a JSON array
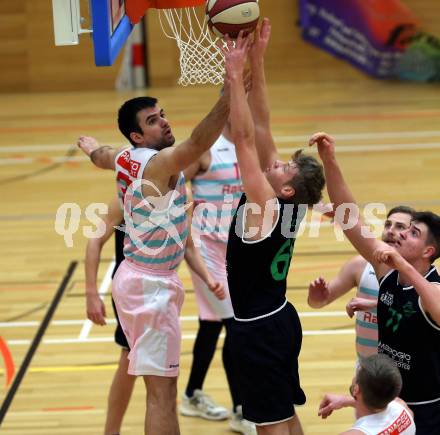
[{"x1": 158, "y1": 7, "x2": 225, "y2": 86}]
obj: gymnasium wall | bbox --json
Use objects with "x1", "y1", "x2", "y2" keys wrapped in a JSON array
[
  {"x1": 0, "y1": 0, "x2": 438, "y2": 92},
  {"x1": 0, "y1": 1, "x2": 121, "y2": 93}
]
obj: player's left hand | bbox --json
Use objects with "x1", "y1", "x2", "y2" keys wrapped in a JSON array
[
  {"x1": 249, "y1": 17, "x2": 271, "y2": 59},
  {"x1": 207, "y1": 279, "x2": 226, "y2": 300},
  {"x1": 346, "y1": 297, "x2": 376, "y2": 318}
]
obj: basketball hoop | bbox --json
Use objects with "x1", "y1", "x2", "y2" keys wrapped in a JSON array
[{"x1": 128, "y1": 0, "x2": 225, "y2": 86}]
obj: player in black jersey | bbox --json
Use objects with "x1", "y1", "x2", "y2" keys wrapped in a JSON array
[
  {"x1": 221, "y1": 21, "x2": 325, "y2": 433},
  {"x1": 311, "y1": 132, "x2": 440, "y2": 435}
]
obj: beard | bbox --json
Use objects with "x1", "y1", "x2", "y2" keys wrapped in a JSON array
[{"x1": 151, "y1": 135, "x2": 175, "y2": 151}]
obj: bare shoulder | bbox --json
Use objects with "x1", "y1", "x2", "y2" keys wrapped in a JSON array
[{"x1": 350, "y1": 255, "x2": 369, "y2": 277}]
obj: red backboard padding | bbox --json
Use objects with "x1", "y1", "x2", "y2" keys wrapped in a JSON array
[{"x1": 127, "y1": 0, "x2": 205, "y2": 24}]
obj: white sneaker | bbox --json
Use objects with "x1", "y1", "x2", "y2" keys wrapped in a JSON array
[
  {"x1": 229, "y1": 406, "x2": 257, "y2": 435},
  {"x1": 179, "y1": 389, "x2": 229, "y2": 421}
]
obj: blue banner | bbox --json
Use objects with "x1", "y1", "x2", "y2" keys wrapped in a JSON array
[{"x1": 300, "y1": 0, "x2": 440, "y2": 81}]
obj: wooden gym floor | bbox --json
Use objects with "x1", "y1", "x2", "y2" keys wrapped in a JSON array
[{"x1": 0, "y1": 78, "x2": 439, "y2": 434}]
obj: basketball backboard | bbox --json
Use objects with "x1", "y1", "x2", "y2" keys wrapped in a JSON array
[
  {"x1": 52, "y1": 0, "x2": 135, "y2": 66},
  {"x1": 51, "y1": 0, "x2": 210, "y2": 72}
]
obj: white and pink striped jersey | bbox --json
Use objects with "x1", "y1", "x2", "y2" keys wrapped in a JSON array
[
  {"x1": 191, "y1": 135, "x2": 243, "y2": 245},
  {"x1": 115, "y1": 147, "x2": 188, "y2": 271},
  {"x1": 356, "y1": 263, "x2": 379, "y2": 357},
  {"x1": 190, "y1": 135, "x2": 243, "y2": 320}
]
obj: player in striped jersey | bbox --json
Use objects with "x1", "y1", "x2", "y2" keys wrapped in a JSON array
[
  {"x1": 83, "y1": 195, "x2": 225, "y2": 435},
  {"x1": 308, "y1": 206, "x2": 414, "y2": 358},
  {"x1": 77, "y1": 90, "x2": 230, "y2": 435}
]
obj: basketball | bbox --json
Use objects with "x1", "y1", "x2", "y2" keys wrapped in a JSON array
[{"x1": 206, "y1": 0, "x2": 260, "y2": 38}]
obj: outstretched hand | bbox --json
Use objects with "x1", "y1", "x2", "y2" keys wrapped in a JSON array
[
  {"x1": 308, "y1": 277, "x2": 330, "y2": 307},
  {"x1": 318, "y1": 393, "x2": 351, "y2": 419},
  {"x1": 309, "y1": 132, "x2": 336, "y2": 161},
  {"x1": 220, "y1": 31, "x2": 252, "y2": 80},
  {"x1": 249, "y1": 17, "x2": 271, "y2": 61},
  {"x1": 77, "y1": 135, "x2": 99, "y2": 156}
]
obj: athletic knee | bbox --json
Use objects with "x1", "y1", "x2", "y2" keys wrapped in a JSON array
[{"x1": 145, "y1": 376, "x2": 177, "y2": 407}]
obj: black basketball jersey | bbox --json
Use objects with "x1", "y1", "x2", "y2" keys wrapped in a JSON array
[
  {"x1": 226, "y1": 194, "x2": 301, "y2": 319},
  {"x1": 112, "y1": 222, "x2": 125, "y2": 278},
  {"x1": 377, "y1": 266, "x2": 440, "y2": 404}
]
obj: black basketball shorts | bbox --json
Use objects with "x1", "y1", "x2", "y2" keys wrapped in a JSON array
[
  {"x1": 230, "y1": 302, "x2": 306, "y2": 425},
  {"x1": 112, "y1": 298, "x2": 130, "y2": 350}
]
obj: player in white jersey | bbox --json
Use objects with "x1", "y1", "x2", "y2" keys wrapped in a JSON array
[
  {"x1": 318, "y1": 354, "x2": 415, "y2": 435},
  {"x1": 179, "y1": 125, "x2": 256, "y2": 434},
  {"x1": 77, "y1": 91, "x2": 230, "y2": 435},
  {"x1": 84, "y1": 195, "x2": 224, "y2": 435},
  {"x1": 308, "y1": 206, "x2": 414, "y2": 358}
]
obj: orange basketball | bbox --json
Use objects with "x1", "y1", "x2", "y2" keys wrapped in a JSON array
[{"x1": 206, "y1": 0, "x2": 260, "y2": 38}]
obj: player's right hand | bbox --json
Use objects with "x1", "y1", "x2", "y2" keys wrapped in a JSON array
[
  {"x1": 318, "y1": 393, "x2": 349, "y2": 419},
  {"x1": 308, "y1": 132, "x2": 336, "y2": 161},
  {"x1": 86, "y1": 292, "x2": 106, "y2": 325},
  {"x1": 77, "y1": 135, "x2": 99, "y2": 157}
]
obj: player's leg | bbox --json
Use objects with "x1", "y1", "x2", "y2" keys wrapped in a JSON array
[
  {"x1": 104, "y1": 348, "x2": 136, "y2": 435},
  {"x1": 181, "y1": 318, "x2": 229, "y2": 420},
  {"x1": 222, "y1": 317, "x2": 241, "y2": 412},
  {"x1": 144, "y1": 375, "x2": 180, "y2": 435},
  {"x1": 185, "y1": 318, "x2": 222, "y2": 398},
  {"x1": 287, "y1": 414, "x2": 304, "y2": 435},
  {"x1": 256, "y1": 421, "x2": 290, "y2": 435},
  {"x1": 181, "y1": 267, "x2": 230, "y2": 420}
]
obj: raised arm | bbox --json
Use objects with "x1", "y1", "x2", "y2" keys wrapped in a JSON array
[
  {"x1": 85, "y1": 196, "x2": 123, "y2": 325},
  {"x1": 145, "y1": 97, "x2": 228, "y2": 182},
  {"x1": 248, "y1": 18, "x2": 278, "y2": 170},
  {"x1": 223, "y1": 33, "x2": 276, "y2": 209},
  {"x1": 77, "y1": 136, "x2": 128, "y2": 170},
  {"x1": 309, "y1": 132, "x2": 389, "y2": 278}
]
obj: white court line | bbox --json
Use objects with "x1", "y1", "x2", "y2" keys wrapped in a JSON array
[
  {"x1": 0, "y1": 311, "x2": 349, "y2": 329},
  {"x1": 1, "y1": 130, "x2": 440, "y2": 153},
  {"x1": 0, "y1": 156, "x2": 89, "y2": 165},
  {"x1": 2, "y1": 141, "x2": 439, "y2": 166},
  {"x1": 279, "y1": 142, "x2": 440, "y2": 154},
  {"x1": 6, "y1": 329, "x2": 355, "y2": 346},
  {"x1": 78, "y1": 260, "x2": 115, "y2": 340}
]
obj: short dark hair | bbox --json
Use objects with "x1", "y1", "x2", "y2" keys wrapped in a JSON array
[
  {"x1": 118, "y1": 97, "x2": 158, "y2": 145},
  {"x1": 357, "y1": 354, "x2": 402, "y2": 410},
  {"x1": 287, "y1": 150, "x2": 325, "y2": 207},
  {"x1": 387, "y1": 205, "x2": 415, "y2": 219},
  {"x1": 412, "y1": 211, "x2": 440, "y2": 262}
]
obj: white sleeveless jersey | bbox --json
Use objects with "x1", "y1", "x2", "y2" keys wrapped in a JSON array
[
  {"x1": 356, "y1": 262, "x2": 379, "y2": 357},
  {"x1": 351, "y1": 400, "x2": 415, "y2": 434},
  {"x1": 191, "y1": 135, "x2": 243, "y2": 245},
  {"x1": 115, "y1": 146, "x2": 188, "y2": 271}
]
